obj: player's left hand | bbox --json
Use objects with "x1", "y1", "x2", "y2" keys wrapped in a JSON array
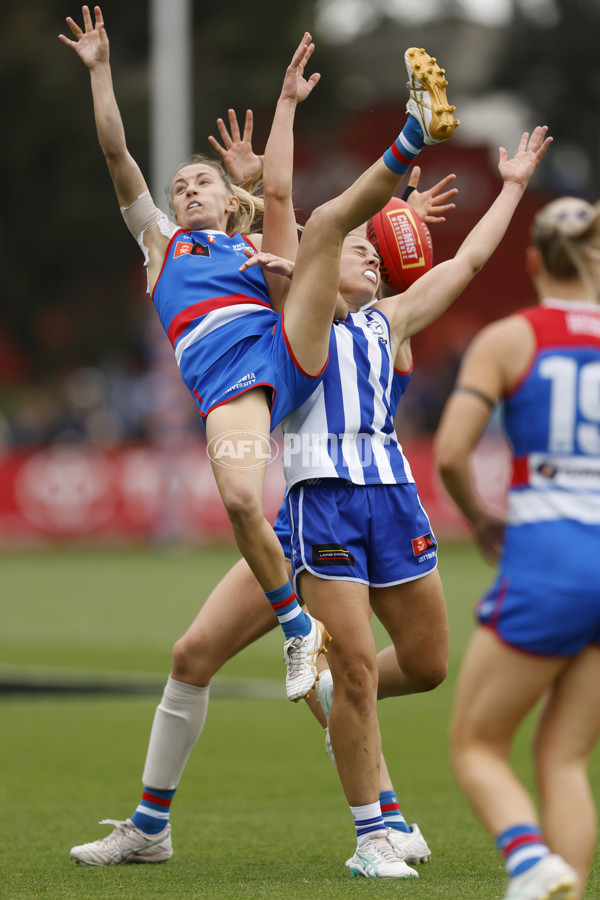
[
  {"x1": 406, "y1": 166, "x2": 458, "y2": 225},
  {"x1": 472, "y1": 509, "x2": 505, "y2": 566},
  {"x1": 498, "y1": 126, "x2": 553, "y2": 189},
  {"x1": 208, "y1": 109, "x2": 263, "y2": 182}
]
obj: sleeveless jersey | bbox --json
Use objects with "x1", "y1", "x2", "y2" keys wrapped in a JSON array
[
  {"x1": 152, "y1": 228, "x2": 277, "y2": 395},
  {"x1": 273, "y1": 364, "x2": 413, "y2": 553},
  {"x1": 505, "y1": 299, "x2": 600, "y2": 525},
  {"x1": 281, "y1": 308, "x2": 415, "y2": 487}
]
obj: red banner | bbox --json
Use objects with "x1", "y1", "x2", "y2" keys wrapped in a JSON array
[{"x1": 0, "y1": 437, "x2": 510, "y2": 545}]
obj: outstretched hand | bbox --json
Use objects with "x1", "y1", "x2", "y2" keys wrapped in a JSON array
[
  {"x1": 406, "y1": 166, "x2": 458, "y2": 225},
  {"x1": 58, "y1": 5, "x2": 108, "y2": 69},
  {"x1": 498, "y1": 126, "x2": 553, "y2": 189},
  {"x1": 208, "y1": 109, "x2": 263, "y2": 182},
  {"x1": 280, "y1": 32, "x2": 321, "y2": 105}
]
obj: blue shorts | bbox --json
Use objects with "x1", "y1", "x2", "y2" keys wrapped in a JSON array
[
  {"x1": 273, "y1": 498, "x2": 292, "y2": 560},
  {"x1": 287, "y1": 479, "x2": 437, "y2": 592},
  {"x1": 477, "y1": 519, "x2": 600, "y2": 656},
  {"x1": 194, "y1": 319, "x2": 325, "y2": 428}
]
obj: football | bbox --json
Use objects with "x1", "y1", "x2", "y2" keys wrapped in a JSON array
[{"x1": 367, "y1": 198, "x2": 433, "y2": 293}]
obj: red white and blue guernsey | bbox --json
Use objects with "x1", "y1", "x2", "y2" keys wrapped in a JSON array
[
  {"x1": 478, "y1": 299, "x2": 600, "y2": 655},
  {"x1": 151, "y1": 228, "x2": 324, "y2": 425},
  {"x1": 281, "y1": 307, "x2": 437, "y2": 590}
]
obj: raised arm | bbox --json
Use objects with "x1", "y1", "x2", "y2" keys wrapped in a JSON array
[
  {"x1": 59, "y1": 5, "x2": 147, "y2": 207},
  {"x1": 378, "y1": 126, "x2": 552, "y2": 352},
  {"x1": 261, "y1": 33, "x2": 320, "y2": 262}
]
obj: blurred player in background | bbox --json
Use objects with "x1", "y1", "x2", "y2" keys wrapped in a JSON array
[{"x1": 435, "y1": 196, "x2": 600, "y2": 900}]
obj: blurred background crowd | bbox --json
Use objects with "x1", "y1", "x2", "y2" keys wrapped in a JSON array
[{"x1": 0, "y1": 0, "x2": 598, "y2": 542}]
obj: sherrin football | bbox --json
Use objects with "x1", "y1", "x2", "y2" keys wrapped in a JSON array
[{"x1": 367, "y1": 198, "x2": 433, "y2": 293}]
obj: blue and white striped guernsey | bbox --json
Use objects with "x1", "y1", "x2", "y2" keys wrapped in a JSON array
[{"x1": 281, "y1": 308, "x2": 415, "y2": 488}]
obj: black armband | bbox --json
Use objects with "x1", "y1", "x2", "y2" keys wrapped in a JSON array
[{"x1": 453, "y1": 385, "x2": 496, "y2": 409}]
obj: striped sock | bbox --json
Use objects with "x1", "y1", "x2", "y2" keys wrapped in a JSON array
[
  {"x1": 131, "y1": 787, "x2": 176, "y2": 835},
  {"x1": 496, "y1": 824, "x2": 550, "y2": 877},
  {"x1": 351, "y1": 801, "x2": 386, "y2": 847},
  {"x1": 383, "y1": 114, "x2": 425, "y2": 174},
  {"x1": 380, "y1": 790, "x2": 411, "y2": 834},
  {"x1": 265, "y1": 582, "x2": 311, "y2": 640}
]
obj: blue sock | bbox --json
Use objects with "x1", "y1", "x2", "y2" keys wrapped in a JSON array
[
  {"x1": 265, "y1": 582, "x2": 311, "y2": 640},
  {"x1": 380, "y1": 790, "x2": 411, "y2": 833},
  {"x1": 496, "y1": 824, "x2": 550, "y2": 877},
  {"x1": 351, "y1": 801, "x2": 386, "y2": 847},
  {"x1": 383, "y1": 114, "x2": 425, "y2": 174},
  {"x1": 131, "y1": 787, "x2": 176, "y2": 835}
]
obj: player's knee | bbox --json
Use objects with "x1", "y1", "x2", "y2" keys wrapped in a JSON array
[
  {"x1": 336, "y1": 656, "x2": 378, "y2": 714},
  {"x1": 171, "y1": 634, "x2": 194, "y2": 678},
  {"x1": 417, "y1": 661, "x2": 447, "y2": 691},
  {"x1": 172, "y1": 634, "x2": 213, "y2": 683},
  {"x1": 403, "y1": 654, "x2": 447, "y2": 692},
  {"x1": 304, "y1": 200, "x2": 344, "y2": 239},
  {"x1": 533, "y1": 732, "x2": 587, "y2": 782},
  {"x1": 220, "y1": 484, "x2": 261, "y2": 531}
]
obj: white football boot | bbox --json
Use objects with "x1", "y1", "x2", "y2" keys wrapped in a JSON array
[
  {"x1": 503, "y1": 853, "x2": 578, "y2": 900},
  {"x1": 70, "y1": 819, "x2": 172, "y2": 866},
  {"x1": 284, "y1": 615, "x2": 331, "y2": 702},
  {"x1": 346, "y1": 829, "x2": 419, "y2": 879},
  {"x1": 387, "y1": 823, "x2": 432, "y2": 864}
]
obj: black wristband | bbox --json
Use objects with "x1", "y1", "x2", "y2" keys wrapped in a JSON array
[{"x1": 401, "y1": 184, "x2": 416, "y2": 201}]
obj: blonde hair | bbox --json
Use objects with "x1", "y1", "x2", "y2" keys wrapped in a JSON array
[
  {"x1": 531, "y1": 196, "x2": 600, "y2": 296},
  {"x1": 166, "y1": 153, "x2": 264, "y2": 236}
]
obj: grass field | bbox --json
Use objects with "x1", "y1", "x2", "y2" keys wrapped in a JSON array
[{"x1": 1, "y1": 543, "x2": 599, "y2": 899}]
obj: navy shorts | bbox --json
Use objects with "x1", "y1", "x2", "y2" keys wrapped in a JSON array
[
  {"x1": 273, "y1": 498, "x2": 292, "y2": 560},
  {"x1": 477, "y1": 518, "x2": 600, "y2": 656},
  {"x1": 194, "y1": 319, "x2": 325, "y2": 428},
  {"x1": 287, "y1": 479, "x2": 437, "y2": 592}
]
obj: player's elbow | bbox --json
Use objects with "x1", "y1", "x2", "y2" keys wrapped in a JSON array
[
  {"x1": 455, "y1": 249, "x2": 485, "y2": 281},
  {"x1": 433, "y1": 431, "x2": 455, "y2": 481}
]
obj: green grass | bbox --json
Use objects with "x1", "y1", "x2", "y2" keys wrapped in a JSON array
[{"x1": 1, "y1": 543, "x2": 599, "y2": 898}]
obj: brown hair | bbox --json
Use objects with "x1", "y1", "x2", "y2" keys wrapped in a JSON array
[
  {"x1": 166, "y1": 153, "x2": 264, "y2": 236},
  {"x1": 531, "y1": 196, "x2": 600, "y2": 295}
]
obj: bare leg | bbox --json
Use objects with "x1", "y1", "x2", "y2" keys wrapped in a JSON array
[
  {"x1": 299, "y1": 572, "x2": 380, "y2": 806},
  {"x1": 143, "y1": 557, "x2": 290, "y2": 790},
  {"x1": 534, "y1": 646, "x2": 600, "y2": 898},
  {"x1": 371, "y1": 570, "x2": 448, "y2": 698},
  {"x1": 205, "y1": 390, "x2": 291, "y2": 593},
  {"x1": 172, "y1": 557, "x2": 287, "y2": 685},
  {"x1": 451, "y1": 627, "x2": 567, "y2": 834}
]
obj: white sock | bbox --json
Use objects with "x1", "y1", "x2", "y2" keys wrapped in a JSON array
[{"x1": 142, "y1": 676, "x2": 210, "y2": 790}]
